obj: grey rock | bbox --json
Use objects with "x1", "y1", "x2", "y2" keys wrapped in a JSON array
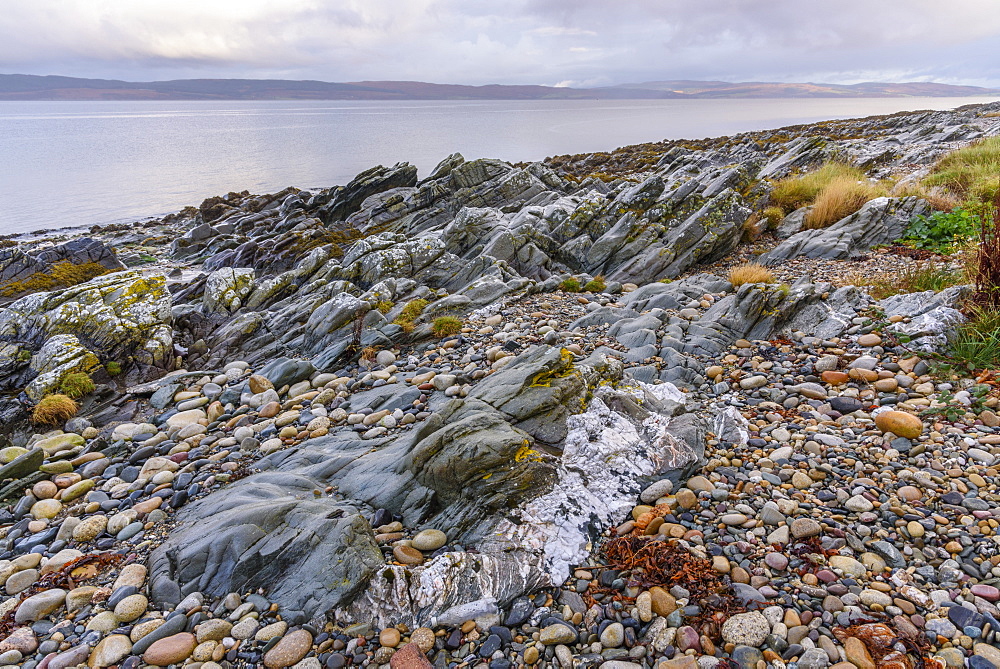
[{"x1": 759, "y1": 197, "x2": 930, "y2": 264}]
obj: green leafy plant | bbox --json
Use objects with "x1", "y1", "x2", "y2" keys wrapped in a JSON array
[
  {"x1": 432, "y1": 316, "x2": 463, "y2": 337},
  {"x1": 919, "y1": 385, "x2": 991, "y2": 422},
  {"x1": 900, "y1": 208, "x2": 982, "y2": 252}
]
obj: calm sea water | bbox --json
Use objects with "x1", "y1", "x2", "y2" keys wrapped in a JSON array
[{"x1": 1, "y1": 97, "x2": 996, "y2": 234}]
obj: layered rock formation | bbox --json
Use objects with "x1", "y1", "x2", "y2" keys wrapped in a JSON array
[{"x1": 0, "y1": 101, "x2": 997, "y2": 669}]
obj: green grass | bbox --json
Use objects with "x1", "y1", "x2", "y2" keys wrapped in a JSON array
[
  {"x1": 583, "y1": 276, "x2": 606, "y2": 292},
  {"x1": 559, "y1": 277, "x2": 582, "y2": 292},
  {"x1": 866, "y1": 264, "x2": 966, "y2": 300},
  {"x1": 105, "y1": 361, "x2": 122, "y2": 376},
  {"x1": 392, "y1": 298, "x2": 429, "y2": 332},
  {"x1": 431, "y1": 316, "x2": 463, "y2": 337},
  {"x1": 925, "y1": 137, "x2": 1000, "y2": 203},
  {"x1": 58, "y1": 372, "x2": 95, "y2": 399},
  {"x1": 948, "y1": 307, "x2": 1000, "y2": 371}
]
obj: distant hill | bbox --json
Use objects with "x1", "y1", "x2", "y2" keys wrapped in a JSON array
[
  {"x1": 0, "y1": 73, "x2": 997, "y2": 101},
  {"x1": 613, "y1": 80, "x2": 1000, "y2": 98}
]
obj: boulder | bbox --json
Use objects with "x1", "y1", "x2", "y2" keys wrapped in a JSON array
[
  {"x1": 203, "y1": 267, "x2": 255, "y2": 313},
  {"x1": 758, "y1": 197, "x2": 930, "y2": 264},
  {"x1": 149, "y1": 346, "x2": 703, "y2": 628},
  {"x1": 0, "y1": 270, "x2": 173, "y2": 373},
  {"x1": 0, "y1": 237, "x2": 123, "y2": 300}
]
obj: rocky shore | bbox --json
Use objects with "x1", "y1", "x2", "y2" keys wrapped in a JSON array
[{"x1": 0, "y1": 101, "x2": 998, "y2": 669}]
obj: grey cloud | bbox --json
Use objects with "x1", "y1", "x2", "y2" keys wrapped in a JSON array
[{"x1": 0, "y1": 0, "x2": 998, "y2": 85}]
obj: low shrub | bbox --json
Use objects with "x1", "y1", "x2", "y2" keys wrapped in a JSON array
[
  {"x1": 398, "y1": 299, "x2": 428, "y2": 321},
  {"x1": 58, "y1": 372, "x2": 95, "y2": 399},
  {"x1": 32, "y1": 394, "x2": 78, "y2": 425},
  {"x1": 900, "y1": 207, "x2": 982, "y2": 253},
  {"x1": 728, "y1": 263, "x2": 775, "y2": 286},
  {"x1": 974, "y1": 202, "x2": 1000, "y2": 309},
  {"x1": 583, "y1": 276, "x2": 606, "y2": 292},
  {"x1": 924, "y1": 136, "x2": 1000, "y2": 203},
  {"x1": 559, "y1": 277, "x2": 582, "y2": 292},
  {"x1": 432, "y1": 316, "x2": 463, "y2": 337},
  {"x1": 803, "y1": 178, "x2": 881, "y2": 229}
]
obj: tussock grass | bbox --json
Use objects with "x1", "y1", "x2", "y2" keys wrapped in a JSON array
[
  {"x1": 891, "y1": 181, "x2": 960, "y2": 211},
  {"x1": 32, "y1": 394, "x2": 78, "y2": 425},
  {"x1": 58, "y1": 372, "x2": 95, "y2": 400},
  {"x1": 761, "y1": 206, "x2": 785, "y2": 228},
  {"x1": 432, "y1": 316, "x2": 463, "y2": 337},
  {"x1": 729, "y1": 263, "x2": 775, "y2": 286},
  {"x1": 770, "y1": 163, "x2": 868, "y2": 212},
  {"x1": 583, "y1": 276, "x2": 606, "y2": 292},
  {"x1": 804, "y1": 178, "x2": 882, "y2": 229},
  {"x1": 925, "y1": 137, "x2": 1000, "y2": 203},
  {"x1": 559, "y1": 277, "x2": 582, "y2": 292}
]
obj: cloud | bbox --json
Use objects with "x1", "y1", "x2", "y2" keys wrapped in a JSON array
[{"x1": 0, "y1": 0, "x2": 998, "y2": 85}]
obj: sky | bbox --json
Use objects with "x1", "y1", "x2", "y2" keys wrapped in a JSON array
[{"x1": 2, "y1": 0, "x2": 999, "y2": 87}]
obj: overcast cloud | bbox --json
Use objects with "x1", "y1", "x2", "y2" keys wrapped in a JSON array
[{"x1": 2, "y1": 0, "x2": 998, "y2": 86}]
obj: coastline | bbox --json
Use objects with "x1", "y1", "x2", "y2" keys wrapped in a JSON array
[{"x1": 0, "y1": 100, "x2": 997, "y2": 667}]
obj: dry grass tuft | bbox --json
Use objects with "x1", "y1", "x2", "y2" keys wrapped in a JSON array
[
  {"x1": 770, "y1": 163, "x2": 867, "y2": 212},
  {"x1": 804, "y1": 178, "x2": 882, "y2": 229},
  {"x1": 891, "y1": 181, "x2": 960, "y2": 211},
  {"x1": 32, "y1": 394, "x2": 78, "y2": 425},
  {"x1": 729, "y1": 263, "x2": 775, "y2": 286}
]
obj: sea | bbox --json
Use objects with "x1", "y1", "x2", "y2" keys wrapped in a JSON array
[{"x1": 1, "y1": 97, "x2": 996, "y2": 235}]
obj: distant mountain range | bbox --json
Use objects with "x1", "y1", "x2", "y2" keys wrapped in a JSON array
[{"x1": 1, "y1": 74, "x2": 998, "y2": 101}]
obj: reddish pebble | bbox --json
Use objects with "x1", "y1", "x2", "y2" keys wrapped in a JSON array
[
  {"x1": 972, "y1": 584, "x2": 1000, "y2": 601},
  {"x1": 390, "y1": 643, "x2": 434, "y2": 669}
]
